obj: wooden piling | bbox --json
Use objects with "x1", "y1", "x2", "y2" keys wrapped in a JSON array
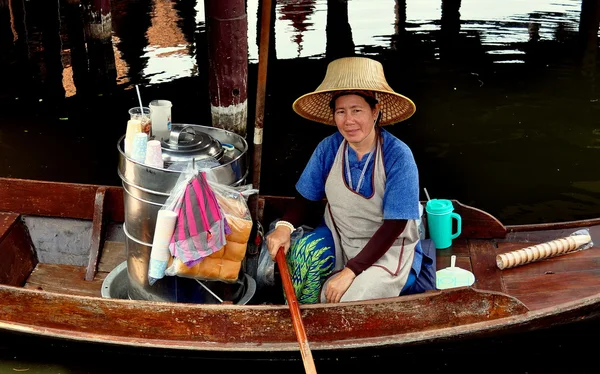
[
  {"x1": 326, "y1": 0, "x2": 355, "y2": 60},
  {"x1": 82, "y1": 0, "x2": 116, "y2": 93},
  {"x1": 204, "y1": 0, "x2": 248, "y2": 137},
  {"x1": 64, "y1": 0, "x2": 90, "y2": 97},
  {"x1": 39, "y1": 0, "x2": 66, "y2": 105},
  {"x1": 248, "y1": 0, "x2": 273, "y2": 230},
  {"x1": 579, "y1": 0, "x2": 600, "y2": 88}
]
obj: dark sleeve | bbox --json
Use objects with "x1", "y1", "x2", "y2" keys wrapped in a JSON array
[
  {"x1": 345, "y1": 219, "x2": 408, "y2": 276},
  {"x1": 280, "y1": 191, "x2": 322, "y2": 228}
]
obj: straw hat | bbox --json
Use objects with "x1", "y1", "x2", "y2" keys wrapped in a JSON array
[{"x1": 292, "y1": 57, "x2": 416, "y2": 126}]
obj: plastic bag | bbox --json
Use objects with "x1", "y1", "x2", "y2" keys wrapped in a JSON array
[
  {"x1": 148, "y1": 161, "x2": 197, "y2": 286},
  {"x1": 256, "y1": 220, "x2": 305, "y2": 291},
  {"x1": 149, "y1": 161, "x2": 231, "y2": 285},
  {"x1": 165, "y1": 181, "x2": 258, "y2": 283},
  {"x1": 168, "y1": 170, "x2": 230, "y2": 265}
]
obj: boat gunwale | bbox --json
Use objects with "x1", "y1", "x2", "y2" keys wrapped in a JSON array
[{"x1": 1, "y1": 283, "x2": 599, "y2": 352}]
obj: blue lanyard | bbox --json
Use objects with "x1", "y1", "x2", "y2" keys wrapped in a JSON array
[{"x1": 345, "y1": 143, "x2": 375, "y2": 193}]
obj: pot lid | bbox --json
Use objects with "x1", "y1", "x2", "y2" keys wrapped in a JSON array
[{"x1": 161, "y1": 124, "x2": 223, "y2": 159}]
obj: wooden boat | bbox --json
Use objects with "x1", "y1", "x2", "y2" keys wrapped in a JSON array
[{"x1": 1, "y1": 177, "x2": 600, "y2": 357}]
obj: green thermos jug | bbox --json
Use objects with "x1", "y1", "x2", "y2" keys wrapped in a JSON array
[{"x1": 425, "y1": 199, "x2": 462, "y2": 249}]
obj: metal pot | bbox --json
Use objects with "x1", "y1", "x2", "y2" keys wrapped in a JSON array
[
  {"x1": 161, "y1": 124, "x2": 224, "y2": 163},
  {"x1": 117, "y1": 123, "x2": 248, "y2": 302}
]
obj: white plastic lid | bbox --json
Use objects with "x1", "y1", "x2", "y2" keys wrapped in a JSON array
[{"x1": 436, "y1": 255, "x2": 475, "y2": 290}]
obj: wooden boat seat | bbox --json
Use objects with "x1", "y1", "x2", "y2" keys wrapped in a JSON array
[
  {"x1": 0, "y1": 212, "x2": 37, "y2": 286},
  {"x1": 0, "y1": 212, "x2": 20, "y2": 237}
]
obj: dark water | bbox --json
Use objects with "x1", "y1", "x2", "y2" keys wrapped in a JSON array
[
  {"x1": 0, "y1": 0, "x2": 598, "y2": 225},
  {"x1": 1, "y1": 317, "x2": 600, "y2": 373},
  {"x1": 1, "y1": 0, "x2": 600, "y2": 372}
]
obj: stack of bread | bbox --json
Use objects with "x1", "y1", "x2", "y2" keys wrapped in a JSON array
[{"x1": 166, "y1": 189, "x2": 253, "y2": 283}]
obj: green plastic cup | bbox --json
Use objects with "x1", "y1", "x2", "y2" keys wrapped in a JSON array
[{"x1": 426, "y1": 199, "x2": 462, "y2": 249}]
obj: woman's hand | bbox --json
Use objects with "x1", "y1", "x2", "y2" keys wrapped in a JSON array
[
  {"x1": 324, "y1": 268, "x2": 356, "y2": 303},
  {"x1": 266, "y1": 225, "x2": 293, "y2": 260}
]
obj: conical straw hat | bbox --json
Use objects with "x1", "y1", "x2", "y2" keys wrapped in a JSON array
[{"x1": 292, "y1": 57, "x2": 416, "y2": 126}]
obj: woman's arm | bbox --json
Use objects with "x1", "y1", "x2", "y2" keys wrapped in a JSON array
[
  {"x1": 266, "y1": 191, "x2": 323, "y2": 260},
  {"x1": 345, "y1": 219, "x2": 407, "y2": 275}
]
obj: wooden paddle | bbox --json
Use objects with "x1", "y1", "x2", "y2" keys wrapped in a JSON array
[{"x1": 275, "y1": 248, "x2": 318, "y2": 374}]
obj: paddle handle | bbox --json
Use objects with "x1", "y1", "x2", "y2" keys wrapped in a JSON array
[
  {"x1": 276, "y1": 248, "x2": 317, "y2": 374},
  {"x1": 496, "y1": 234, "x2": 591, "y2": 270}
]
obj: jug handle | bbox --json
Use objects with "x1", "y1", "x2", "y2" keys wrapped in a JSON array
[{"x1": 451, "y1": 213, "x2": 462, "y2": 239}]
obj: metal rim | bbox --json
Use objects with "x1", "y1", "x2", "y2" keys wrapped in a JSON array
[
  {"x1": 117, "y1": 124, "x2": 248, "y2": 172},
  {"x1": 118, "y1": 170, "x2": 172, "y2": 198},
  {"x1": 122, "y1": 223, "x2": 153, "y2": 247}
]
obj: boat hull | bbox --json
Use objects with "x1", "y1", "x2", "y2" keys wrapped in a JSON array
[{"x1": 1, "y1": 284, "x2": 599, "y2": 354}]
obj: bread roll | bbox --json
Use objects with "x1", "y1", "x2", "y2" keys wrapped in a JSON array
[
  {"x1": 225, "y1": 214, "x2": 253, "y2": 243},
  {"x1": 220, "y1": 259, "x2": 242, "y2": 282},
  {"x1": 223, "y1": 241, "x2": 247, "y2": 262},
  {"x1": 208, "y1": 247, "x2": 225, "y2": 259},
  {"x1": 215, "y1": 194, "x2": 247, "y2": 218},
  {"x1": 195, "y1": 258, "x2": 222, "y2": 279},
  {"x1": 169, "y1": 257, "x2": 221, "y2": 280}
]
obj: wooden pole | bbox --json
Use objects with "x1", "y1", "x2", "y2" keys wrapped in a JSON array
[
  {"x1": 82, "y1": 0, "x2": 116, "y2": 93},
  {"x1": 249, "y1": 0, "x2": 273, "y2": 224},
  {"x1": 204, "y1": 0, "x2": 248, "y2": 136},
  {"x1": 391, "y1": 0, "x2": 407, "y2": 51},
  {"x1": 275, "y1": 249, "x2": 318, "y2": 374},
  {"x1": 64, "y1": 0, "x2": 91, "y2": 98},
  {"x1": 325, "y1": 0, "x2": 354, "y2": 60},
  {"x1": 39, "y1": 0, "x2": 66, "y2": 105},
  {"x1": 579, "y1": 0, "x2": 600, "y2": 93}
]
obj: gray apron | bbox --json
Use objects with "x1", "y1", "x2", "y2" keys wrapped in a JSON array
[{"x1": 321, "y1": 136, "x2": 420, "y2": 302}]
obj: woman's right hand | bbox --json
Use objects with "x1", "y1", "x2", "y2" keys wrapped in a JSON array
[{"x1": 266, "y1": 226, "x2": 293, "y2": 261}]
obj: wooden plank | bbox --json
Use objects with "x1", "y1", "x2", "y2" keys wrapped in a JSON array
[
  {"x1": 85, "y1": 187, "x2": 107, "y2": 281},
  {"x1": 0, "y1": 178, "x2": 123, "y2": 222},
  {"x1": 513, "y1": 287, "x2": 600, "y2": 310},
  {"x1": 504, "y1": 227, "x2": 596, "y2": 242},
  {"x1": 504, "y1": 270, "x2": 600, "y2": 310},
  {"x1": 505, "y1": 270, "x2": 600, "y2": 295},
  {"x1": 422, "y1": 200, "x2": 507, "y2": 239},
  {"x1": 98, "y1": 241, "x2": 126, "y2": 273},
  {"x1": 435, "y1": 239, "x2": 472, "y2": 272},
  {"x1": 469, "y1": 239, "x2": 505, "y2": 293},
  {"x1": 434, "y1": 238, "x2": 471, "y2": 256},
  {"x1": 24, "y1": 263, "x2": 105, "y2": 297},
  {"x1": 0, "y1": 215, "x2": 37, "y2": 286},
  {"x1": 506, "y1": 219, "x2": 600, "y2": 233},
  {"x1": 436, "y1": 255, "x2": 472, "y2": 273},
  {"x1": 452, "y1": 201, "x2": 507, "y2": 239},
  {"x1": 0, "y1": 212, "x2": 19, "y2": 241}
]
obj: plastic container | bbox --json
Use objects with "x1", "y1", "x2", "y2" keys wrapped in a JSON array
[{"x1": 425, "y1": 199, "x2": 462, "y2": 249}]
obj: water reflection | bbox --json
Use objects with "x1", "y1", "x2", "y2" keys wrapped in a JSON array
[
  {"x1": 0, "y1": 0, "x2": 598, "y2": 225},
  {"x1": 142, "y1": 0, "x2": 195, "y2": 84}
]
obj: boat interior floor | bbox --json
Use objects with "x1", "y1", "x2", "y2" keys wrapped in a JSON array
[{"x1": 6, "y1": 213, "x2": 600, "y2": 311}]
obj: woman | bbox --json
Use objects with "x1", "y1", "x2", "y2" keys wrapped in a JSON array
[{"x1": 266, "y1": 57, "x2": 435, "y2": 304}]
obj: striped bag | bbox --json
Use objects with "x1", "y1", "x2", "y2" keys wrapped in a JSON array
[{"x1": 169, "y1": 171, "x2": 231, "y2": 267}]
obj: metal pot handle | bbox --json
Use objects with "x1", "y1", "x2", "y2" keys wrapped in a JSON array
[{"x1": 169, "y1": 125, "x2": 195, "y2": 145}]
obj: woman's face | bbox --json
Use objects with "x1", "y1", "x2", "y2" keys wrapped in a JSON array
[{"x1": 333, "y1": 94, "x2": 379, "y2": 146}]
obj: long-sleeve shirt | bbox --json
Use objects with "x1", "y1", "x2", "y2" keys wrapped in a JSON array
[{"x1": 282, "y1": 191, "x2": 408, "y2": 275}]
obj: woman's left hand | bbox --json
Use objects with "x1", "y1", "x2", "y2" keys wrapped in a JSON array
[{"x1": 324, "y1": 268, "x2": 356, "y2": 303}]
